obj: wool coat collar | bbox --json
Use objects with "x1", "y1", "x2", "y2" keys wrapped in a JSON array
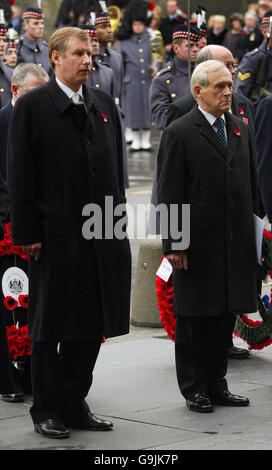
[
  {"x1": 45, "y1": 77, "x2": 103, "y2": 115},
  {"x1": 191, "y1": 105, "x2": 240, "y2": 162}
]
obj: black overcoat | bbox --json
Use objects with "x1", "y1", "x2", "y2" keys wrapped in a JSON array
[
  {"x1": 7, "y1": 78, "x2": 131, "y2": 342},
  {"x1": 157, "y1": 106, "x2": 258, "y2": 317}
]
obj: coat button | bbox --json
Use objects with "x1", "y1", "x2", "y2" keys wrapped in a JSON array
[
  {"x1": 140, "y1": 58, "x2": 144, "y2": 63},
  {"x1": 139, "y1": 48, "x2": 143, "y2": 52},
  {"x1": 95, "y1": 83, "x2": 100, "y2": 87},
  {"x1": 229, "y1": 197, "x2": 234, "y2": 205},
  {"x1": 0, "y1": 88, "x2": 4, "y2": 92},
  {"x1": 141, "y1": 80, "x2": 146, "y2": 84},
  {"x1": 85, "y1": 138, "x2": 90, "y2": 145},
  {"x1": 229, "y1": 231, "x2": 233, "y2": 240},
  {"x1": 171, "y1": 93, "x2": 176, "y2": 98},
  {"x1": 90, "y1": 169, "x2": 96, "y2": 176},
  {"x1": 166, "y1": 79, "x2": 171, "y2": 84}
]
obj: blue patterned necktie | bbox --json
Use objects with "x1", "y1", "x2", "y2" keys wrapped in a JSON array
[{"x1": 214, "y1": 117, "x2": 227, "y2": 150}]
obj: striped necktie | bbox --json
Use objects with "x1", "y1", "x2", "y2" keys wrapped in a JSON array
[{"x1": 214, "y1": 117, "x2": 227, "y2": 150}]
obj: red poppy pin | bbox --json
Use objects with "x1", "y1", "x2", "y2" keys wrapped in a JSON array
[
  {"x1": 101, "y1": 112, "x2": 108, "y2": 123},
  {"x1": 239, "y1": 106, "x2": 244, "y2": 115},
  {"x1": 243, "y1": 117, "x2": 248, "y2": 125},
  {"x1": 234, "y1": 127, "x2": 240, "y2": 136}
]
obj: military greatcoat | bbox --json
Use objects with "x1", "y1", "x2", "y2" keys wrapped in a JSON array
[
  {"x1": 17, "y1": 34, "x2": 52, "y2": 76},
  {"x1": 150, "y1": 55, "x2": 191, "y2": 130},
  {"x1": 118, "y1": 30, "x2": 152, "y2": 129},
  {"x1": 86, "y1": 58, "x2": 114, "y2": 97},
  {"x1": 0, "y1": 61, "x2": 12, "y2": 109},
  {"x1": 234, "y1": 42, "x2": 272, "y2": 99}
]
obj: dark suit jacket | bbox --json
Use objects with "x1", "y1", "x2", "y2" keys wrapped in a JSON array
[
  {"x1": 0, "y1": 101, "x2": 13, "y2": 180},
  {"x1": 157, "y1": 106, "x2": 258, "y2": 317},
  {"x1": 166, "y1": 91, "x2": 255, "y2": 138}
]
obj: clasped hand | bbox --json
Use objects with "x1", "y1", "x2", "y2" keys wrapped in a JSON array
[{"x1": 166, "y1": 251, "x2": 188, "y2": 270}]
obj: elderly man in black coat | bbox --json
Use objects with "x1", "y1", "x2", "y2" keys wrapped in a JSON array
[
  {"x1": 157, "y1": 59, "x2": 258, "y2": 413},
  {"x1": 166, "y1": 44, "x2": 257, "y2": 361},
  {"x1": 8, "y1": 27, "x2": 131, "y2": 438}
]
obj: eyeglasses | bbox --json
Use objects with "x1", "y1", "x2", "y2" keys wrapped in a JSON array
[{"x1": 225, "y1": 63, "x2": 238, "y2": 72}]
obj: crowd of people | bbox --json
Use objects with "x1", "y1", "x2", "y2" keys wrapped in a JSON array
[{"x1": 0, "y1": 0, "x2": 271, "y2": 440}]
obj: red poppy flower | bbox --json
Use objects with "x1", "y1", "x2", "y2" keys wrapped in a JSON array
[
  {"x1": 4, "y1": 296, "x2": 18, "y2": 310},
  {"x1": 243, "y1": 117, "x2": 248, "y2": 125},
  {"x1": 101, "y1": 112, "x2": 108, "y2": 123},
  {"x1": 18, "y1": 294, "x2": 28, "y2": 308},
  {"x1": 239, "y1": 107, "x2": 244, "y2": 115},
  {"x1": 234, "y1": 127, "x2": 240, "y2": 136}
]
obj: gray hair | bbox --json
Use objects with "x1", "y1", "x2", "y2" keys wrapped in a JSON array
[
  {"x1": 195, "y1": 48, "x2": 213, "y2": 66},
  {"x1": 11, "y1": 63, "x2": 49, "y2": 86},
  {"x1": 245, "y1": 10, "x2": 258, "y2": 20},
  {"x1": 190, "y1": 59, "x2": 228, "y2": 99}
]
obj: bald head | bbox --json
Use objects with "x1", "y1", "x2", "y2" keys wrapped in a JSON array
[{"x1": 195, "y1": 45, "x2": 236, "y2": 80}]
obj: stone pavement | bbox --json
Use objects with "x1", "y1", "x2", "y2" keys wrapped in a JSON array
[{"x1": 1, "y1": 328, "x2": 272, "y2": 451}]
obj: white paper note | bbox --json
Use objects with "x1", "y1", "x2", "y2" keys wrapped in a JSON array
[{"x1": 156, "y1": 257, "x2": 173, "y2": 282}]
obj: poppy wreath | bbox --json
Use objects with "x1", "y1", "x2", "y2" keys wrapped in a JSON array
[
  {"x1": 156, "y1": 228, "x2": 272, "y2": 350},
  {"x1": 0, "y1": 222, "x2": 31, "y2": 360}
]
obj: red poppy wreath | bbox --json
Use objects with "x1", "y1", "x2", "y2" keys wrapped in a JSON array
[{"x1": 156, "y1": 229, "x2": 272, "y2": 350}]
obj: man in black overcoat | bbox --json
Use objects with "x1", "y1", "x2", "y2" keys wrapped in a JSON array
[
  {"x1": 8, "y1": 27, "x2": 131, "y2": 438},
  {"x1": 157, "y1": 59, "x2": 258, "y2": 413},
  {"x1": 166, "y1": 44, "x2": 257, "y2": 361}
]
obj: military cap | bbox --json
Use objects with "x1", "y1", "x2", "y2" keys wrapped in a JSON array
[
  {"x1": 172, "y1": 24, "x2": 201, "y2": 42},
  {"x1": 78, "y1": 24, "x2": 98, "y2": 38},
  {"x1": 0, "y1": 7, "x2": 7, "y2": 38},
  {"x1": 261, "y1": 11, "x2": 272, "y2": 25},
  {"x1": 95, "y1": 12, "x2": 111, "y2": 26},
  {"x1": 22, "y1": 7, "x2": 44, "y2": 21}
]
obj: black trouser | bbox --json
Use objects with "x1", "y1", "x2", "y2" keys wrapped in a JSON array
[
  {"x1": 30, "y1": 339, "x2": 101, "y2": 424},
  {"x1": 175, "y1": 314, "x2": 234, "y2": 399}
]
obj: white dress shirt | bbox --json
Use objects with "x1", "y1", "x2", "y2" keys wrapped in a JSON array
[
  {"x1": 56, "y1": 77, "x2": 84, "y2": 102},
  {"x1": 198, "y1": 105, "x2": 228, "y2": 143}
]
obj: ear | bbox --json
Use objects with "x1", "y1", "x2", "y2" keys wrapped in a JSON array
[
  {"x1": 193, "y1": 84, "x2": 202, "y2": 99},
  {"x1": 11, "y1": 83, "x2": 19, "y2": 97},
  {"x1": 51, "y1": 49, "x2": 61, "y2": 68}
]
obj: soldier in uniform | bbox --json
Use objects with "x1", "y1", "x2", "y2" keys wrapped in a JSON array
[
  {"x1": 79, "y1": 23, "x2": 114, "y2": 97},
  {"x1": 95, "y1": 10, "x2": 129, "y2": 187},
  {"x1": 234, "y1": 13, "x2": 272, "y2": 104},
  {"x1": 4, "y1": 34, "x2": 17, "y2": 71},
  {"x1": 117, "y1": 0, "x2": 157, "y2": 152},
  {"x1": 149, "y1": 23, "x2": 201, "y2": 131},
  {"x1": 17, "y1": 5, "x2": 52, "y2": 77},
  {"x1": 0, "y1": 8, "x2": 12, "y2": 109}
]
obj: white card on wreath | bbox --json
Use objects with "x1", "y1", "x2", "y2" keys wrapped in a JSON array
[
  {"x1": 156, "y1": 257, "x2": 173, "y2": 282},
  {"x1": 2, "y1": 266, "x2": 29, "y2": 301}
]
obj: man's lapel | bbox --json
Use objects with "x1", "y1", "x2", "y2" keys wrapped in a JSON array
[
  {"x1": 193, "y1": 107, "x2": 227, "y2": 159},
  {"x1": 225, "y1": 112, "x2": 240, "y2": 163}
]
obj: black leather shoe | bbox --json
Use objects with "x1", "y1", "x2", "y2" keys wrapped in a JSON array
[
  {"x1": 186, "y1": 393, "x2": 214, "y2": 413},
  {"x1": 34, "y1": 419, "x2": 70, "y2": 439},
  {"x1": 1, "y1": 393, "x2": 24, "y2": 403},
  {"x1": 67, "y1": 413, "x2": 114, "y2": 431},
  {"x1": 211, "y1": 390, "x2": 250, "y2": 406},
  {"x1": 228, "y1": 346, "x2": 250, "y2": 359}
]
